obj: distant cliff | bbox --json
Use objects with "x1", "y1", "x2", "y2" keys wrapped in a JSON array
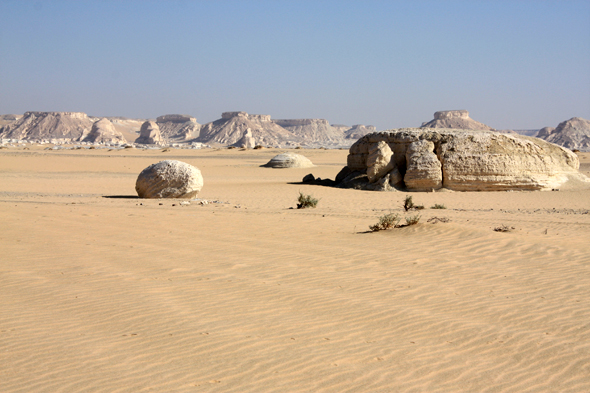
[
  {"x1": 421, "y1": 110, "x2": 494, "y2": 131},
  {"x1": 0, "y1": 111, "x2": 94, "y2": 141},
  {"x1": 536, "y1": 117, "x2": 590, "y2": 152}
]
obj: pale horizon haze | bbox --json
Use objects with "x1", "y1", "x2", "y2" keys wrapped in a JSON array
[{"x1": 1, "y1": 0, "x2": 589, "y2": 131}]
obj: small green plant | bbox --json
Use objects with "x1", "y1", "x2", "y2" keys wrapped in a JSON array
[
  {"x1": 431, "y1": 204, "x2": 446, "y2": 209},
  {"x1": 369, "y1": 213, "x2": 401, "y2": 232},
  {"x1": 297, "y1": 192, "x2": 318, "y2": 209},
  {"x1": 405, "y1": 215, "x2": 421, "y2": 226},
  {"x1": 403, "y1": 195, "x2": 424, "y2": 211}
]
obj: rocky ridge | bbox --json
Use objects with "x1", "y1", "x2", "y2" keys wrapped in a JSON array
[
  {"x1": 536, "y1": 117, "x2": 590, "y2": 152},
  {"x1": 156, "y1": 114, "x2": 201, "y2": 142},
  {"x1": 0, "y1": 112, "x2": 95, "y2": 142}
]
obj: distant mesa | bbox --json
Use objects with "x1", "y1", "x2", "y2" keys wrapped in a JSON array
[
  {"x1": 0, "y1": 110, "x2": 375, "y2": 147},
  {"x1": 421, "y1": 110, "x2": 494, "y2": 131},
  {"x1": 344, "y1": 124, "x2": 377, "y2": 139},
  {"x1": 156, "y1": 114, "x2": 201, "y2": 142},
  {"x1": 0, "y1": 111, "x2": 94, "y2": 142},
  {"x1": 536, "y1": 117, "x2": 590, "y2": 152},
  {"x1": 135, "y1": 121, "x2": 163, "y2": 145},
  {"x1": 83, "y1": 118, "x2": 127, "y2": 144},
  {"x1": 197, "y1": 112, "x2": 297, "y2": 147}
]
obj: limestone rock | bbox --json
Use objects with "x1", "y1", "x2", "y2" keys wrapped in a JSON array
[
  {"x1": 421, "y1": 110, "x2": 494, "y2": 131},
  {"x1": 344, "y1": 128, "x2": 589, "y2": 191},
  {"x1": 344, "y1": 124, "x2": 377, "y2": 140},
  {"x1": 537, "y1": 117, "x2": 590, "y2": 152},
  {"x1": 156, "y1": 114, "x2": 201, "y2": 142},
  {"x1": 0, "y1": 111, "x2": 93, "y2": 142},
  {"x1": 198, "y1": 112, "x2": 298, "y2": 147},
  {"x1": 404, "y1": 140, "x2": 442, "y2": 191},
  {"x1": 233, "y1": 128, "x2": 256, "y2": 149},
  {"x1": 83, "y1": 118, "x2": 127, "y2": 144},
  {"x1": 135, "y1": 121, "x2": 163, "y2": 145},
  {"x1": 262, "y1": 153, "x2": 314, "y2": 168},
  {"x1": 273, "y1": 118, "x2": 343, "y2": 143},
  {"x1": 136, "y1": 160, "x2": 203, "y2": 198},
  {"x1": 366, "y1": 141, "x2": 394, "y2": 183},
  {"x1": 537, "y1": 127, "x2": 555, "y2": 139}
]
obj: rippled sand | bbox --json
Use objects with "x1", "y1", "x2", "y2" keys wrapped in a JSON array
[{"x1": 1, "y1": 146, "x2": 589, "y2": 392}]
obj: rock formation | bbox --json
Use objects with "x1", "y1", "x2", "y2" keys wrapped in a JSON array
[
  {"x1": 198, "y1": 112, "x2": 299, "y2": 147},
  {"x1": 0, "y1": 111, "x2": 94, "y2": 141},
  {"x1": 136, "y1": 160, "x2": 203, "y2": 198},
  {"x1": 537, "y1": 127, "x2": 555, "y2": 139},
  {"x1": 273, "y1": 118, "x2": 343, "y2": 143},
  {"x1": 233, "y1": 129, "x2": 256, "y2": 148},
  {"x1": 156, "y1": 114, "x2": 201, "y2": 142},
  {"x1": 135, "y1": 121, "x2": 163, "y2": 145},
  {"x1": 420, "y1": 110, "x2": 494, "y2": 131},
  {"x1": 262, "y1": 153, "x2": 314, "y2": 168},
  {"x1": 344, "y1": 124, "x2": 377, "y2": 140},
  {"x1": 82, "y1": 118, "x2": 127, "y2": 144},
  {"x1": 336, "y1": 128, "x2": 588, "y2": 191},
  {"x1": 536, "y1": 117, "x2": 590, "y2": 152}
]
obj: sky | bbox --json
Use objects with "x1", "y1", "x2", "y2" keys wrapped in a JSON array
[{"x1": 0, "y1": 0, "x2": 589, "y2": 130}]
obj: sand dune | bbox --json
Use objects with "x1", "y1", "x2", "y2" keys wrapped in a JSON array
[{"x1": 1, "y1": 146, "x2": 589, "y2": 392}]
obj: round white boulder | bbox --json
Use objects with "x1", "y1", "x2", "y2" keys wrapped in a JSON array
[
  {"x1": 262, "y1": 153, "x2": 314, "y2": 168},
  {"x1": 136, "y1": 160, "x2": 203, "y2": 198}
]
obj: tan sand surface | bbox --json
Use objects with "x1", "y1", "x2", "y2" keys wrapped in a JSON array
[{"x1": 1, "y1": 146, "x2": 589, "y2": 392}]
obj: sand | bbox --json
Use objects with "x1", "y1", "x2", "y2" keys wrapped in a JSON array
[{"x1": 1, "y1": 146, "x2": 589, "y2": 392}]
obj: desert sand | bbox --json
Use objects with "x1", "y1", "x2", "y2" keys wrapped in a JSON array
[{"x1": 1, "y1": 145, "x2": 589, "y2": 392}]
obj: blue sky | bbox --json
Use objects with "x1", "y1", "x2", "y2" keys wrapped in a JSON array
[{"x1": 0, "y1": 0, "x2": 589, "y2": 130}]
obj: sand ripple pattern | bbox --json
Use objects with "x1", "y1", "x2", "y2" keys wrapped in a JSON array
[{"x1": 2, "y1": 201, "x2": 590, "y2": 393}]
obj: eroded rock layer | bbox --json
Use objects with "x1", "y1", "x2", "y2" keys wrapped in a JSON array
[
  {"x1": 420, "y1": 110, "x2": 494, "y2": 131},
  {"x1": 344, "y1": 128, "x2": 589, "y2": 191}
]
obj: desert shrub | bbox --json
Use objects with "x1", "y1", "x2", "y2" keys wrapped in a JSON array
[
  {"x1": 494, "y1": 225, "x2": 514, "y2": 232},
  {"x1": 403, "y1": 195, "x2": 424, "y2": 211},
  {"x1": 369, "y1": 213, "x2": 401, "y2": 232},
  {"x1": 297, "y1": 192, "x2": 318, "y2": 209},
  {"x1": 405, "y1": 215, "x2": 421, "y2": 226},
  {"x1": 431, "y1": 204, "x2": 446, "y2": 209}
]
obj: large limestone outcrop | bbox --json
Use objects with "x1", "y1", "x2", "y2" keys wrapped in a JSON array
[
  {"x1": 135, "y1": 121, "x2": 163, "y2": 145},
  {"x1": 82, "y1": 118, "x2": 127, "y2": 144},
  {"x1": 136, "y1": 160, "x2": 203, "y2": 198},
  {"x1": 198, "y1": 112, "x2": 299, "y2": 147},
  {"x1": 536, "y1": 117, "x2": 590, "y2": 152},
  {"x1": 262, "y1": 153, "x2": 314, "y2": 168},
  {"x1": 421, "y1": 110, "x2": 494, "y2": 131},
  {"x1": 0, "y1": 111, "x2": 94, "y2": 141},
  {"x1": 341, "y1": 128, "x2": 589, "y2": 191},
  {"x1": 156, "y1": 114, "x2": 201, "y2": 142}
]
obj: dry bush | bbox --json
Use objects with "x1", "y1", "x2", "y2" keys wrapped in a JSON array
[{"x1": 369, "y1": 213, "x2": 401, "y2": 232}]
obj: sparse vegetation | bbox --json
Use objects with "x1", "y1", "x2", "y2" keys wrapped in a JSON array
[
  {"x1": 369, "y1": 213, "x2": 401, "y2": 232},
  {"x1": 494, "y1": 225, "x2": 515, "y2": 232},
  {"x1": 297, "y1": 192, "x2": 319, "y2": 209},
  {"x1": 403, "y1": 195, "x2": 424, "y2": 211},
  {"x1": 431, "y1": 204, "x2": 446, "y2": 209},
  {"x1": 405, "y1": 215, "x2": 421, "y2": 226}
]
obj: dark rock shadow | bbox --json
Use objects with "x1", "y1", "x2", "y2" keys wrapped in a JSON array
[{"x1": 102, "y1": 195, "x2": 140, "y2": 199}]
